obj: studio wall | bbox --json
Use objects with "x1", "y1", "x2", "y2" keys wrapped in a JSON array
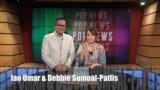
[{"x1": 0, "y1": 0, "x2": 25, "y2": 66}]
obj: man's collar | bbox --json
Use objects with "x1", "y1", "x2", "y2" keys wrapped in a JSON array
[{"x1": 55, "y1": 32, "x2": 63, "y2": 37}]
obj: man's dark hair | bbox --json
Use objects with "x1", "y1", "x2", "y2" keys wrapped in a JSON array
[{"x1": 55, "y1": 17, "x2": 67, "y2": 25}]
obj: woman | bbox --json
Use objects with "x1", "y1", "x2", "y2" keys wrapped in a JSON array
[{"x1": 76, "y1": 28, "x2": 106, "y2": 69}]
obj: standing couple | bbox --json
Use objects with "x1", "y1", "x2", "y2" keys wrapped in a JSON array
[{"x1": 41, "y1": 17, "x2": 106, "y2": 73}]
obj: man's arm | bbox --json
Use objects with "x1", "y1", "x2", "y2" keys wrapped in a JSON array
[
  {"x1": 65, "y1": 37, "x2": 75, "y2": 68},
  {"x1": 41, "y1": 36, "x2": 57, "y2": 70}
]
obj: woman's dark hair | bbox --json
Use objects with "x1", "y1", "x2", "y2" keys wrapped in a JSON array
[
  {"x1": 85, "y1": 28, "x2": 98, "y2": 36},
  {"x1": 85, "y1": 28, "x2": 98, "y2": 42}
]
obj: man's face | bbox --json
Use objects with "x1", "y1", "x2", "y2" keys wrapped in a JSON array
[{"x1": 55, "y1": 20, "x2": 66, "y2": 35}]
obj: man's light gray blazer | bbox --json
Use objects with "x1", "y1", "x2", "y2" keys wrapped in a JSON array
[{"x1": 41, "y1": 32, "x2": 75, "y2": 70}]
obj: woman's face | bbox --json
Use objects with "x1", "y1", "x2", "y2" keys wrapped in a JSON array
[{"x1": 86, "y1": 31, "x2": 96, "y2": 43}]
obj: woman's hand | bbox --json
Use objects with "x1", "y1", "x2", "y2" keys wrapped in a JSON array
[
  {"x1": 87, "y1": 45, "x2": 94, "y2": 52},
  {"x1": 90, "y1": 63, "x2": 102, "y2": 69},
  {"x1": 83, "y1": 42, "x2": 94, "y2": 52}
]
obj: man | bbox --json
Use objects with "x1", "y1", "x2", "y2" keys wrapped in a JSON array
[{"x1": 41, "y1": 17, "x2": 75, "y2": 72}]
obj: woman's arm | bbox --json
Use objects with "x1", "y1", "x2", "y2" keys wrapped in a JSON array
[{"x1": 99, "y1": 45, "x2": 106, "y2": 65}]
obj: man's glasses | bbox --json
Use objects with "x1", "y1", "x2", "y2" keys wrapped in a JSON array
[{"x1": 56, "y1": 24, "x2": 66, "y2": 28}]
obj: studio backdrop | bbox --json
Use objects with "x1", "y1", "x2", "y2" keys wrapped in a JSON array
[{"x1": 32, "y1": 8, "x2": 130, "y2": 64}]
